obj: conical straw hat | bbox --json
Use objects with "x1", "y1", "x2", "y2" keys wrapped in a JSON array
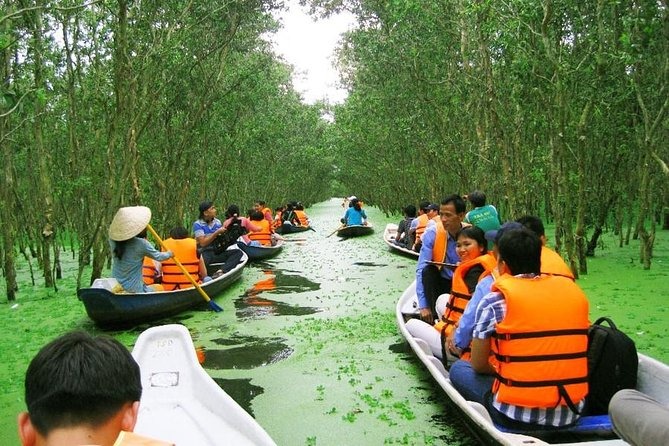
[{"x1": 108, "y1": 206, "x2": 152, "y2": 241}]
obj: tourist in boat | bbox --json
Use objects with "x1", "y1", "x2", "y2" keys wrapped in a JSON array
[
  {"x1": 142, "y1": 256, "x2": 162, "y2": 286},
  {"x1": 223, "y1": 204, "x2": 261, "y2": 245},
  {"x1": 446, "y1": 222, "x2": 524, "y2": 358},
  {"x1": 248, "y1": 210, "x2": 283, "y2": 246},
  {"x1": 293, "y1": 202, "x2": 311, "y2": 227},
  {"x1": 464, "y1": 190, "x2": 501, "y2": 249},
  {"x1": 411, "y1": 202, "x2": 439, "y2": 252},
  {"x1": 394, "y1": 204, "x2": 417, "y2": 248},
  {"x1": 415, "y1": 195, "x2": 468, "y2": 323},
  {"x1": 17, "y1": 331, "x2": 168, "y2": 446},
  {"x1": 406, "y1": 226, "x2": 495, "y2": 361},
  {"x1": 193, "y1": 201, "x2": 244, "y2": 276},
  {"x1": 254, "y1": 200, "x2": 274, "y2": 224},
  {"x1": 161, "y1": 226, "x2": 209, "y2": 290},
  {"x1": 109, "y1": 206, "x2": 173, "y2": 293},
  {"x1": 281, "y1": 201, "x2": 299, "y2": 226},
  {"x1": 609, "y1": 389, "x2": 669, "y2": 445},
  {"x1": 341, "y1": 197, "x2": 368, "y2": 226},
  {"x1": 449, "y1": 227, "x2": 590, "y2": 429},
  {"x1": 516, "y1": 215, "x2": 575, "y2": 279}
]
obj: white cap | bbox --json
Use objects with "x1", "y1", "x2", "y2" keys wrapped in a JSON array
[{"x1": 348, "y1": 196, "x2": 357, "y2": 201}]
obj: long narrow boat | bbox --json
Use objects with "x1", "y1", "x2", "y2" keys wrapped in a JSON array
[
  {"x1": 78, "y1": 249, "x2": 248, "y2": 328},
  {"x1": 337, "y1": 224, "x2": 374, "y2": 238},
  {"x1": 237, "y1": 239, "x2": 284, "y2": 261},
  {"x1": 132, "y1": 324, "x2": 277, "y2": 445},
  {"x1": 274, "y1": 222, "x2": 312, "y2": 234},
  {"x1": 396, "y1": 280, "x2": 669, "y2": 446},
  {"x1": 383, "y1": 223, "x2": 418, "y2": 258}
]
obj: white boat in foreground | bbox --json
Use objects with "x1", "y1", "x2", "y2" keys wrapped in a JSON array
[
  {"x1": 132, "y1": 324, "x2": 277, "y2": 446},
  {"x1": 383, "y1": 223, "x2": 418, "y2": 258},
  {"x1": 396, "y1": 280, "x2": 669, "y2": 446}
]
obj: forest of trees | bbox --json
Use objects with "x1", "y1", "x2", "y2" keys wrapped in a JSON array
[
  {"x1": 1, "y1": 0, "x2": 667, "y2": 300},
  {"x1": 322, "y1": 0, "x2": 668, "y2": 276}
]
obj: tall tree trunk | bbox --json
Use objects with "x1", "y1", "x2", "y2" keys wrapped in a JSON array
[{"x1": 29, "y1": 2, "x2": 55, "y2": 288}]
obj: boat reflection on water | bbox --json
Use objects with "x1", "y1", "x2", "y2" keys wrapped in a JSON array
[{"x1": 235, "y1": 269, "x2": 321, "y2": 320}]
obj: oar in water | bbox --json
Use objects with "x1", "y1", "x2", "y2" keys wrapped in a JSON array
[
  {"x1": 326, "y1": 224, "x2": 345, "y2": 238},
  {"x1": 146, "y1": 224, "x2": 223, "y2": 312},
  {"x1": 283, "y1": 238, "x2": 307, "y2": 242}
]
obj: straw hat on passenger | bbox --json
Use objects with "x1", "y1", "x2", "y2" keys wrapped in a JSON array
[{"x1": 109, "y1": 206, "x2": 152, "y2": 241}]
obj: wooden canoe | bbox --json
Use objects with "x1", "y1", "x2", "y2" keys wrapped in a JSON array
[
  {"x1": 396, "y1": 280, "x2": 669, "y2": 445},
  {"x1": 237, "y1": 239, "x2": 284, "y2": 261},
  {"x1": 78, "y1": 250, "x2": 248, "y2": 328},
  {"x1": 274, "y1": 222, "x2": 312, "y2": 234},
  {"x1": 336, "y1": 224, "x2": 374, "y2": 238},
  {"x1": 132, "y1": 324, "x2": 277, "y2": 445},
  {"x1": 383, "y1": 223, "x2": 418, "y2": 258}
]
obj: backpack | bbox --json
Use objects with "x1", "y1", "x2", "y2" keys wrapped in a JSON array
[
  {"x1": 585, "y1": 316, "x2": 638, "y2": 415},
  {"x1": 211, "y1": 218, "x2": 247, "y2": 255}
]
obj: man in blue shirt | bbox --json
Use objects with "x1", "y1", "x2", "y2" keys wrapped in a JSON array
[
  {"x1": 192, "y1": 201, "x2": 244, "y2": 276},
  {"x1": 415, "y1": 194, "x2": 467, "y2": 323}
]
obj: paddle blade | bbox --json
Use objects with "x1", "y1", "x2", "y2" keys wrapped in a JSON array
[{"x1": 208, "y1": 300, "x2": 224, "y2": 312}]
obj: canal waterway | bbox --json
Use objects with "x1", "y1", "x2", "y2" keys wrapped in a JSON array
[
  {"x1": 0, "y1": 198, "x2": 477, "y2": 445},
  {"x1": 3, "y1": 197, "x2": 667, "y2": 445}
]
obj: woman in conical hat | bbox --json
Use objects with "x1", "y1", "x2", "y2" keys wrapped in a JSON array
[{"x1": 109, "y1": 206, "x2": 173, "y2": 293}]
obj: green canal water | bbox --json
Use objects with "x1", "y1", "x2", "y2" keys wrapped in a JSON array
[{"x1": 1, "y1": 198, "x2": 668, "y2": 445}]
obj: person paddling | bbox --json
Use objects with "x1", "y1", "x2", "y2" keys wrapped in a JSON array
[{"x1": 109, "y1": 206, "x2": 173, "y2": 293}]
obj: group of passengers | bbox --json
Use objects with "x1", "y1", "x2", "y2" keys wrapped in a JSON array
[
  {"x1": 406, "y1": 191, "x2": 596, "y2": 431},
  {"x1": 108, "y1": 199, "x2": 298, "y2": 293},
  {"x1": 394, "y1": 190, "x2": 501, "y2": 252},
  {"x1": 273, "y1": 200, "x2": 312, "y2": 229}
]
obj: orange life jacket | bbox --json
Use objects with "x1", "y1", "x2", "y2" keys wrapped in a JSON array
[
  {"x1": 491, "y1": 275, "x2": 589, "y2": 409},
  {"x1": 161, "y1": 238, "x2": 200, "y2": 291},
  {"x1": 262, "y1": 207, "x2": 273, "y2": 222},
  {"x1": 541, "y1": 246, "x2": 575, "y2": 279},
  {"x1": 434, "y1": 253, "x2": 497, "y2": 337},
  {"x1": 414, "y1": 214, "x2": 430, "y2": 243},
  {"x1": 248, "y1": 219, "x2": 273, "y2": 246},
  {"x1": 431, "y1": 222, "x2": 471, "y2": 268},
  {"x1": 142, "y1": 257, "x2": 160, "y2": 285},
  {"x1": 294, "y1": 210, "x2": 309, "y2": 226},
  {"x1": 272, "y1": 211, "x2": 282, "y2": 230}
]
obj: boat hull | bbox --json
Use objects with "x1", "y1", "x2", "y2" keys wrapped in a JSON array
[
  {"x1": 396, "y1": 280, "x2": 669, "y2": 445},
  {"x1": 132, "y1": 324, "x2": 277, "y2": 445},
  {"x1": 383, "y1": 223, "x2": 418, "y2": 258},
  {"x1": 337, "y1": 224, "x2": 374, "y2": 238},
  {"x1": 237, "y1": 240, "x2": 284, "y2": 261},
  {"x1": 78, "y1": 250, "x2": 247, "y2": 328},
  {"x1": 275, "y1": 222, "x2": 311, "y2": 234}
]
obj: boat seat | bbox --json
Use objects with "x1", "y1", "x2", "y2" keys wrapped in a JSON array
[{"x1": 495, "y1": 414, "x2": 613, "y2": 435}]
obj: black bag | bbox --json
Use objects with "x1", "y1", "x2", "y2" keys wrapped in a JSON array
[
  {"x1": 586, "y1": 316, "x2": 638, "y2": 415},
  {"x1": 211, "y1": 219, "x2": 247, "y2": 255}
]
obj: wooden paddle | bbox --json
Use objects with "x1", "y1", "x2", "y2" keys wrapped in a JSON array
[
  {"x1": 283, "y1": 238, "x2": 307, "y2": 242},
  {"x1": 326, "y1": 224, "x2": 345, "y2": 238},
  {"x1": 147, "y1": 224, "x2": 223, "y2": 312},
  {"x1": 427, "y1": 260, "x2": 459, "y2": 270}
]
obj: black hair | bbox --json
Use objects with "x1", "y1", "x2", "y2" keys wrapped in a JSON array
[
  {"x1": 249, "y1": 210, "x2": 264, "y2": 221},
  {"x1": 456, "y1": 226, "x2": 488, "y2": 254},
  {"x1": 404, "y1": 204, "x2": 417, "y2": 218},
  {"x1": 497, "y1": 227, "x2": 541, "y2": 275},
  {"x1": 441, "y1": 194, "x2": 466, "y2": 214},
  {"x1": 169, "y1": 226, "x2": 188, "y2": 239},
  {"x1": 418, "y1": 200, "x2": 430, "y2": 212},
  {"x1": 351, "y1": 198, "x2": 362, "y2": 211},
  {"x1": 225, "y1": 204, "x2": 240, "y2": 219},
  {"x1": 516, "y1": 215, "x2": 545, "y2": 237},
  {"x1": 468, "y1": 190, "x2": 486, "y2": 207},
  {"x1": 24, "y1": 331, "x2": 141, "y2": 436}
]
